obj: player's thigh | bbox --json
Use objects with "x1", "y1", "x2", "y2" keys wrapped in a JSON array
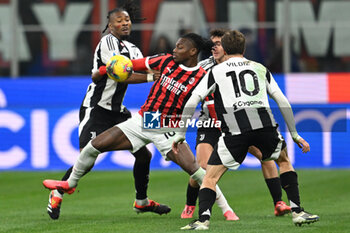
[
  {"x1": 253, "y1": 127, "x2": 286, "y2": 161},
  {"x1": 151, "y1": 131, "x2": 199, "y2": 175},
  {"x1": 196, "y1": 127, "x2": 220, "y2": 169},
  {"x1": 196, "y1": 143, "x2": 213, "y2": 169},
  {"x1": 208, "y1": 135, "x2": 249, "y2": 170},
  {"x1": 117, "y1": 115, "x2": 150, "y2": 153},
  {"x1": 92, "y1": 126, "x2": 132, "y2": 151},
  {"x1": 248, "y1": 146, "x2": 262, "y2": 160},
  {"x1": 79, "y1": 106, "x2": 119, "y2": 148}
]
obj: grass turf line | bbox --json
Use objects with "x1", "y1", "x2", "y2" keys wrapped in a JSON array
[{"x1": 0, "y1": 170, "x2": 349, "y2": 232}]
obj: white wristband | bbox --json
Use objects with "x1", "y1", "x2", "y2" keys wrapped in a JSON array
[{"x1": 147, "y1": 73, "x2": 154, "y2": 82}]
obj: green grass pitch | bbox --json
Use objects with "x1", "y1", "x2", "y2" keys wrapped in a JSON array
[{"x1": 1, "y1": 170, "x2": 349, "y2": 233}]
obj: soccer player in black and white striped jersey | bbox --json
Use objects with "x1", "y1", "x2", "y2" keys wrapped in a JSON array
[
  {"x1": 181, "y1": 29, "x2": 292, "y2": 220},
  {"x1": 45, "y1": 1, "x2": 170, "y2": 220},
  {"x1": 180, "y1": 30, "x2": 319, "y2": 230}
]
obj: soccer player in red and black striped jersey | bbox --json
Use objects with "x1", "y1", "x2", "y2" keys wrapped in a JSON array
[
  {"x1": 42, "y1": 33, "x2": 234, "y2": 215},
  {"x1": 134, "y1": 53, "x2": 206, "y2": 126}
]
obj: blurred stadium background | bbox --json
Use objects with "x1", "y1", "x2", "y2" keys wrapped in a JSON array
[{"x1": 1, "y1": 0, "x2": 350, "y2": 171}]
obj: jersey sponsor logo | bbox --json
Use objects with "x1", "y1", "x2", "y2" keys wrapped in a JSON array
[
  {"x1": 160, "y1": 75, "x2": 188, "y2": 95},
  {"x1": 233, "y1": 100, "x2": 264, "y2": 110},
  {"x1": 143, "y1": 110, "x2": 161, "y2": 129},
  {"x1": 90, "y1": 131, "x2": 97, "y2": 139}
]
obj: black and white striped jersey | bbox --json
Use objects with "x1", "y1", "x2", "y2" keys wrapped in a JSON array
[
  {"x1": 198, "y1": 56, "x2": 217, "y2": 71},
  {"x1": 193, "y1": 57, "x2": 279, "y2": 135},
  {"x1": 81, "y1": 34, "x2": 143, "y2": 112}
]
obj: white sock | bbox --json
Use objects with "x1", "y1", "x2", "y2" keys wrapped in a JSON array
[
  {"x1": 67, "y1": 141, "x2": 100, "y2": 188},
  {"x1": 190, "y1": 167, "x2": 206, "y2": 185},
  {"x1": 215, "y1": 185, "x2": 233, "y2": 214},
  {"x1": 135, "y1": 198, "x2": 149, "y2": 206}
]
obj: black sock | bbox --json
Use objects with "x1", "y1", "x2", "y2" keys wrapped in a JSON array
[
  {"x1": 186, "y1": 183, "x2": 200, "y2": 206},
  {"x1": 280, "y1": 171, "x2": 301, "y2": 212},
  {"x1": 265, "y1": 177, "x2": 282, "y2": 206},
  {"x1": 61, "y1": 166, "x2": 73, "y2": 181},
  {"x1": 133, "y1": 150, "x2": 151, "y2": 200},
  {"x1": 198, "y1": 188, "x2": 216, "y2": 222}
]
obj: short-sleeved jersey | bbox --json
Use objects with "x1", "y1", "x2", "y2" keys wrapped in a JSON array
[
  {"x1": 198, "y1": 56, "x2": 216, "y2": 71},
  {"x1": 82, "y1": 34, "x2": 143, "y2": 112},
  {"x1": 193, "y1": 56, "x2": 278, "y2": 135},
  {"x1": 139, "y1": 54, "x2": 207, "y2": 126}
]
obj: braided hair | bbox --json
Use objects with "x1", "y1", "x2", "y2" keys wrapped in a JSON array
[{"x1": 102, "y1": 0, "x2": 145, "y2": 33}]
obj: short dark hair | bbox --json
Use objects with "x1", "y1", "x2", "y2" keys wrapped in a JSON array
[
  {"x1": 181, "y1": 33, "x2": 214, "y2": 55},
  {"x1": 209, "y1": 28, "x2": 228, "y2": 38},
  {"x1": 221, "y1": 30, "x2": 246, "y2": 55}
]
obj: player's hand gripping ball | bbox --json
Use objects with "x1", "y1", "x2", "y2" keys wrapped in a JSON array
[{"x1": 106, "y1": 55, "x2": 133, "y2": 82}]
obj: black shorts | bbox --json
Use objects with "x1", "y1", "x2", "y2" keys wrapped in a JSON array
[
  {"x1": 79, "y1": 105, "x2": 131, "y2": 148},
  {"x1": 195, "y1": 127, "x2": 221, "y2": 148},
  {"x1": 208, "y1": 127, "x2": 286, "y2": 169}
]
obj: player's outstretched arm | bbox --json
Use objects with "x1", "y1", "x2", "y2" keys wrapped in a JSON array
[
  {"x1": 124, "y1": 71, "x2": 160, "y2": 84},
  {"x1": 267, "y1": 74, "x2": 310, "y2": 153}
]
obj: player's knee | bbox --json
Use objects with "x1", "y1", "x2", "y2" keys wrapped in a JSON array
[
  {"x1": 91, "y1": 138, "x2": 102, "y2": 151},
  {"x1": 202, "y1": 176, "x2": 217, "y2": 189},
  {"x1": 189, "y1": 177, "x2": 200, "y2": 188},
  {"x1": 133, "y1": 147, "x2": 152, "y2": 163},
  {"x1": 276, "y1": 149, "x2": 289, "y2": 164}
]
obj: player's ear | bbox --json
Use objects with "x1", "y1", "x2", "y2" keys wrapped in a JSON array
[{"x1": 190, "y1": 47, "x2": 197, "y2": 56}]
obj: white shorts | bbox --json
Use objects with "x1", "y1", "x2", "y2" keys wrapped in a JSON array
[{"x1": 116, "y1": 113, "x2": 186, "y2": 159}]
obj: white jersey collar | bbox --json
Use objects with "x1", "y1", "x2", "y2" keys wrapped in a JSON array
[
  {"x1": 179, "y1": 64, "x2": 201, "y2": 71},
  {"x1": 227, "y1": 56, "x2": 248, "y2": 62}
]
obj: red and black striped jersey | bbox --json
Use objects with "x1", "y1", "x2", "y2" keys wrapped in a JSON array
[{"x1": 137, "y1": 54, "x2": 207, "y2": 126}]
